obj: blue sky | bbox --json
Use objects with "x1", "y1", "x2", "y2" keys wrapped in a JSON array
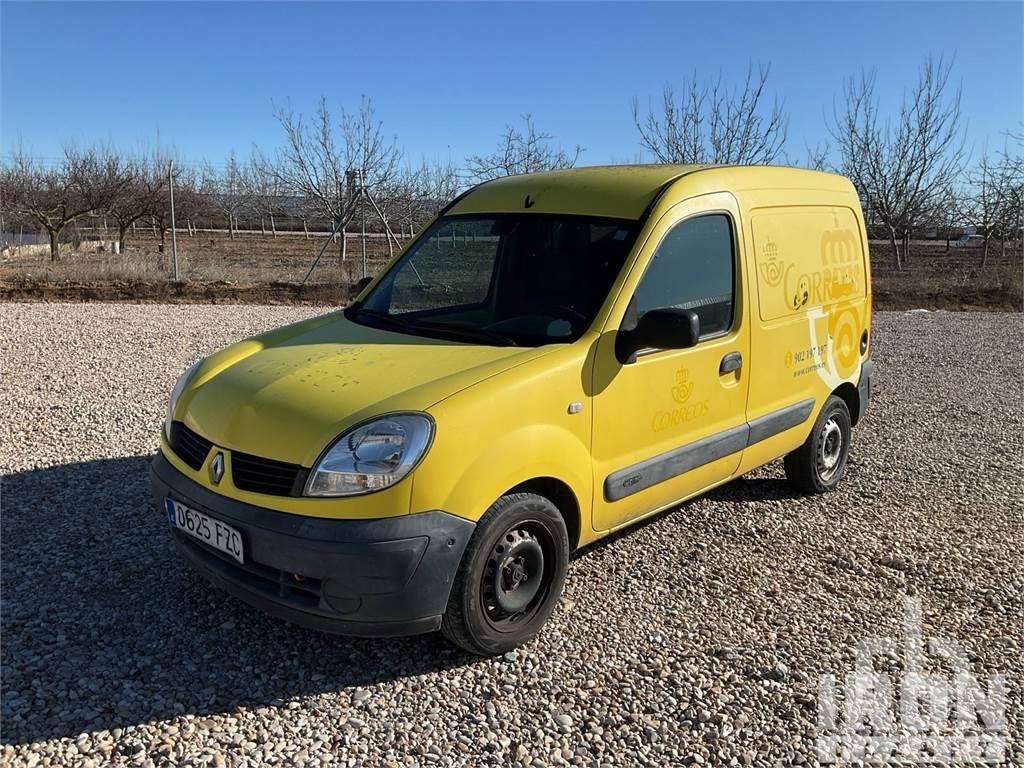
[{"x1": 2, "y1": 1, "x2": 1021, "y2": 170}]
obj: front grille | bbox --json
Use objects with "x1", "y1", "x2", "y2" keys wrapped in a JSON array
[
  {"x1": 168, "y1": 421, "x2": 213, "y2": 470},
  {"x1": 168, "y1": 420, "x2": 304, "y2": 496},
  {"x1": 232, "y1": 451, "x2": 305, "y2": 496}
]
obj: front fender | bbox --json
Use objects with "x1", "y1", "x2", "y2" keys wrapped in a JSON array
[
  {"x1": 418, "y1": 422, "x2": 591, "y2": 523},
  {"x1": 410, "y1": 343, "x2": 593, "y2": 537}
]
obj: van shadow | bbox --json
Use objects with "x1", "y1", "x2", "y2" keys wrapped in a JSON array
[
  {"x1": 0, "y1": 456, "x2": 472, "y2": 746},
  {"x1": 571, "y1": 474, "x2": 802, "y2": 561},
  {"x1": 704, "y1": 475, "x2": 805, "y2": 504}
]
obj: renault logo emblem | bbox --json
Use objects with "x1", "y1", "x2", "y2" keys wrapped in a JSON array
[{"x1": 210, "y1": 453, "x2": 225, "y2": 485}]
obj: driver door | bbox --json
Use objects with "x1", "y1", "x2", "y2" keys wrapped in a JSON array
[{"x1": 590, "y1": 193, "x2": 750, "y2": 532}]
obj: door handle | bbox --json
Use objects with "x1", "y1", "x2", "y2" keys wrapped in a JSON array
[{"x1": 719, "y1": 351, "x2": 742, "y2": 375}]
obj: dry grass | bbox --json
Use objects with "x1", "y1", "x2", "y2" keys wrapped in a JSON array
[
  {"x1": 0, "y1": 230, "x2": 397, "y2": 285},
  {"x1": 869, "y1": 240, "x2": 1023, "y2": 309},
  {"x1": 2, "y1": 232, "x2": 1021, "y2": 310}
]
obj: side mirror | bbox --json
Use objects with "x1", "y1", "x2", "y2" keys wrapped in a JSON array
[
  {"x1": 353, "y1": 276, "x2": 373, "y2": 295},
  {"x1": 616, "y1": 308, "x2": 700, "y2": 362}
]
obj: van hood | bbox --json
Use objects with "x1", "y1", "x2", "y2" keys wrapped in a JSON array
[{"x1": 179, "y1": 311, "x2": 547, "y2": 466}]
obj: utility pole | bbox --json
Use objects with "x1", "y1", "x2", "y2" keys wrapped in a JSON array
[
  {"x1": 360, "y1": 171, "x2": 367, "y2": 279},
  {"x1": 169, "y1": 160, "x2": 179, "y2": 280},
  {"x1": 1018, "y1": 186, "x2": 1023, "y2": 263},
  {"x1": 337, "y1": 178, "x2": 349, "y2": 271}
]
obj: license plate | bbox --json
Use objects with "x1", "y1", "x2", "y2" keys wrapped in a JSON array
[{"x1": 166, "y1": 499, "x2": 244, "y2": 564}]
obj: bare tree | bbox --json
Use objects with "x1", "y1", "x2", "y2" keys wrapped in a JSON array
[
  {"x1": 930, "y1": 182, "x2": 964, "y2": 252},
  {"x1": 964, "y1": 149, "x2": 1002, "y2": 265},
  {"x1": 1, "y1": 145, "x2": 131, "y2": 261},
  {"x1": 801, "y1": 141, "x2": 832, "y2": 172},
  {"x1": 289, "y1": 195, "x2": 315, "y2": 239},
  {"x1": 632, "y1": 63, "x2": 788, "y2": 165},
  {"x1": 830, "y1": 56, "x2": 965, "y2": 270},
  {"x1": 150, "y1": 163, "x2": 202, "y2": 257},
  {"x1": 465, "y1": 115, "x2": 582, "y2": 181},
  {"x1": 106, "y1": 150, "x2": 175, "y2": 252},
  {"x1": 390, "y1": 157, "x2": 462, "y2": 233},
  {"x1": 205, "y1": 153, "x2": 245, "y2": 238},
  {"x1": 0, "y1": 204, "x2": 29, "y2": 249},
  {"x1": 272, "y1": 96, "x2": 403, "y2": 259},
  {"x1": 242, "y1": 151, "x2": 286, "y2": 237},
  {"x1": 997, "y1": 135, "x2": 1024, "y2": 262},
  {"x1": 964, "y1": 140, "x2": 1024, "y2": 265}
]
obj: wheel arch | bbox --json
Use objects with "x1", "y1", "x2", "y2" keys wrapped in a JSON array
[
  {"x1": 832, "y1": 382, "x2": 860, "y2": 426},
  {"x1": 506, "y1": 477, "x2": 582, "y2": 550}
]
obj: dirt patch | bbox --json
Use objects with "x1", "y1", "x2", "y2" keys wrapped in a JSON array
[
  {"x1": 0, "y1": 278, "x2": 354, "y2": 305},
  {"x1": 871, "y1": 287, "x2": 1022, "y2": 312},
  {"x1": 3, "y1": 277, "x2": 1019, "y2": 311}
]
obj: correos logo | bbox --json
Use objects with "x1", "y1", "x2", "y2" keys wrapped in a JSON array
[{"x1": 654, "y1": 368, "x2": 709, "y2": 432}]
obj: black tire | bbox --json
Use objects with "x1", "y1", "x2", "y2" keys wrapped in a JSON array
[
  {"x1": 441, "y1": 493, "x2": 569, "y2": 655},
  {"x1": 784, "y1": 395, "x2": 852, "y2": 494}
]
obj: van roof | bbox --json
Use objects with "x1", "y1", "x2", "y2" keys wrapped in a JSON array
[{"x1": 446, "y1": 164, "x2": 853, "y2": 220}]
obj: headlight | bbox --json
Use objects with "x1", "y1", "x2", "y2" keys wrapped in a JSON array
[
  {"x1": 165, "y1": 360, "x2": 203, "y2": 436},
  {"x1": 305, "y1": 413, "x2": 434, "y2": 497}
]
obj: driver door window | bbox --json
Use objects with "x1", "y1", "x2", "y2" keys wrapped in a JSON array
[{"x1": 633, "y1": 214, "x2": 735, "y2": 339}]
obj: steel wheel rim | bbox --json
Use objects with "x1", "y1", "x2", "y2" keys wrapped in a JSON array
[
  {"x1": 480, "y1": 520, "x2": 554, "y2": 632},
  {"x1": 818, "y1": 417, "x2": 844, "y2": 480}
]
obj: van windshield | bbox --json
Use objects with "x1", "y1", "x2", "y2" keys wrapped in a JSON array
[{"x1": 348, "y1": 213, "x2": 639, "y2": 346}]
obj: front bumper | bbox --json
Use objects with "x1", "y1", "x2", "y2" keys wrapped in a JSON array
[{"x1": 150, "y1": 452, "x2": 474, "y2": 637}]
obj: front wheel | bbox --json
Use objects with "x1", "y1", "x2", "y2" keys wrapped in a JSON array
[
  {"x1": 441, "y1": 493, "x2": 569, "y2": 655},
  {"x1": 784, "y1": 395, "x2": 852, "y2": 494}
]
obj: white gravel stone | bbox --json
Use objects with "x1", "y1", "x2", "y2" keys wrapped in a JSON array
[{"x1": 1, "y1": 304, "x2": 1021, "y2": 767}]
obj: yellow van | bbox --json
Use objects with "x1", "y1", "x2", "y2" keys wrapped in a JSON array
[{"x1": 151, "y1": 165, "x2": 873, "y2": 654}]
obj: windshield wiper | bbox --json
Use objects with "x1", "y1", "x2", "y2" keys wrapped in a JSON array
[
  {"x1": 406, "y1": 320, "x2": 518, "y2": 347},
  {"x1": 352, "y1": 308, "x2": 516, "y2": 346},
  {"x1": 352, "y1": 307, "x2": 411, "y2": 332}
]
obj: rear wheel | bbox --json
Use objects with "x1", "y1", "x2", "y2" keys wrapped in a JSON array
[
  {"x1": 441, "y1": 493, "x2": 569, "y2": 655},
  {"x1": 784, "y1": 395, "x2": 852, "y2": 494}
]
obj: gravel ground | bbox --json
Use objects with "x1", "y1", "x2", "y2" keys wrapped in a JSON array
[{"x1": 1, "y1": 304, "x2": 1021, "y2": 767}]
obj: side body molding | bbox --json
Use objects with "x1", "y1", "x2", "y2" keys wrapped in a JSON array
[
  {"x1": 604, "y1": 398, "x2": 815, "y2": 502},
  {"x1": 746, "y1": 398, "x2": 815, "y2": 444}
]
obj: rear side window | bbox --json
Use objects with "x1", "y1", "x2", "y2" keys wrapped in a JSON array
[{"x1": 633, "y1": 214, "x2": 735, "y2": 338}]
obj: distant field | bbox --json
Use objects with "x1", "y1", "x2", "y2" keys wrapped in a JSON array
[
  {"x1": 1, "y1": 230, "x2": 1021, "y2": 310},
  {"x1": 0, "y1": 229, "x2": 399, "y2": 284}
]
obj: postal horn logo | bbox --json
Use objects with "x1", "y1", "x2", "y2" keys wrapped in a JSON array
[
  {"x1": 759, "y1": 240, "x2": 785, "y2": 288},
  {"x1": 671, "y1": 368, "x2": 694, "y2": 404}
]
